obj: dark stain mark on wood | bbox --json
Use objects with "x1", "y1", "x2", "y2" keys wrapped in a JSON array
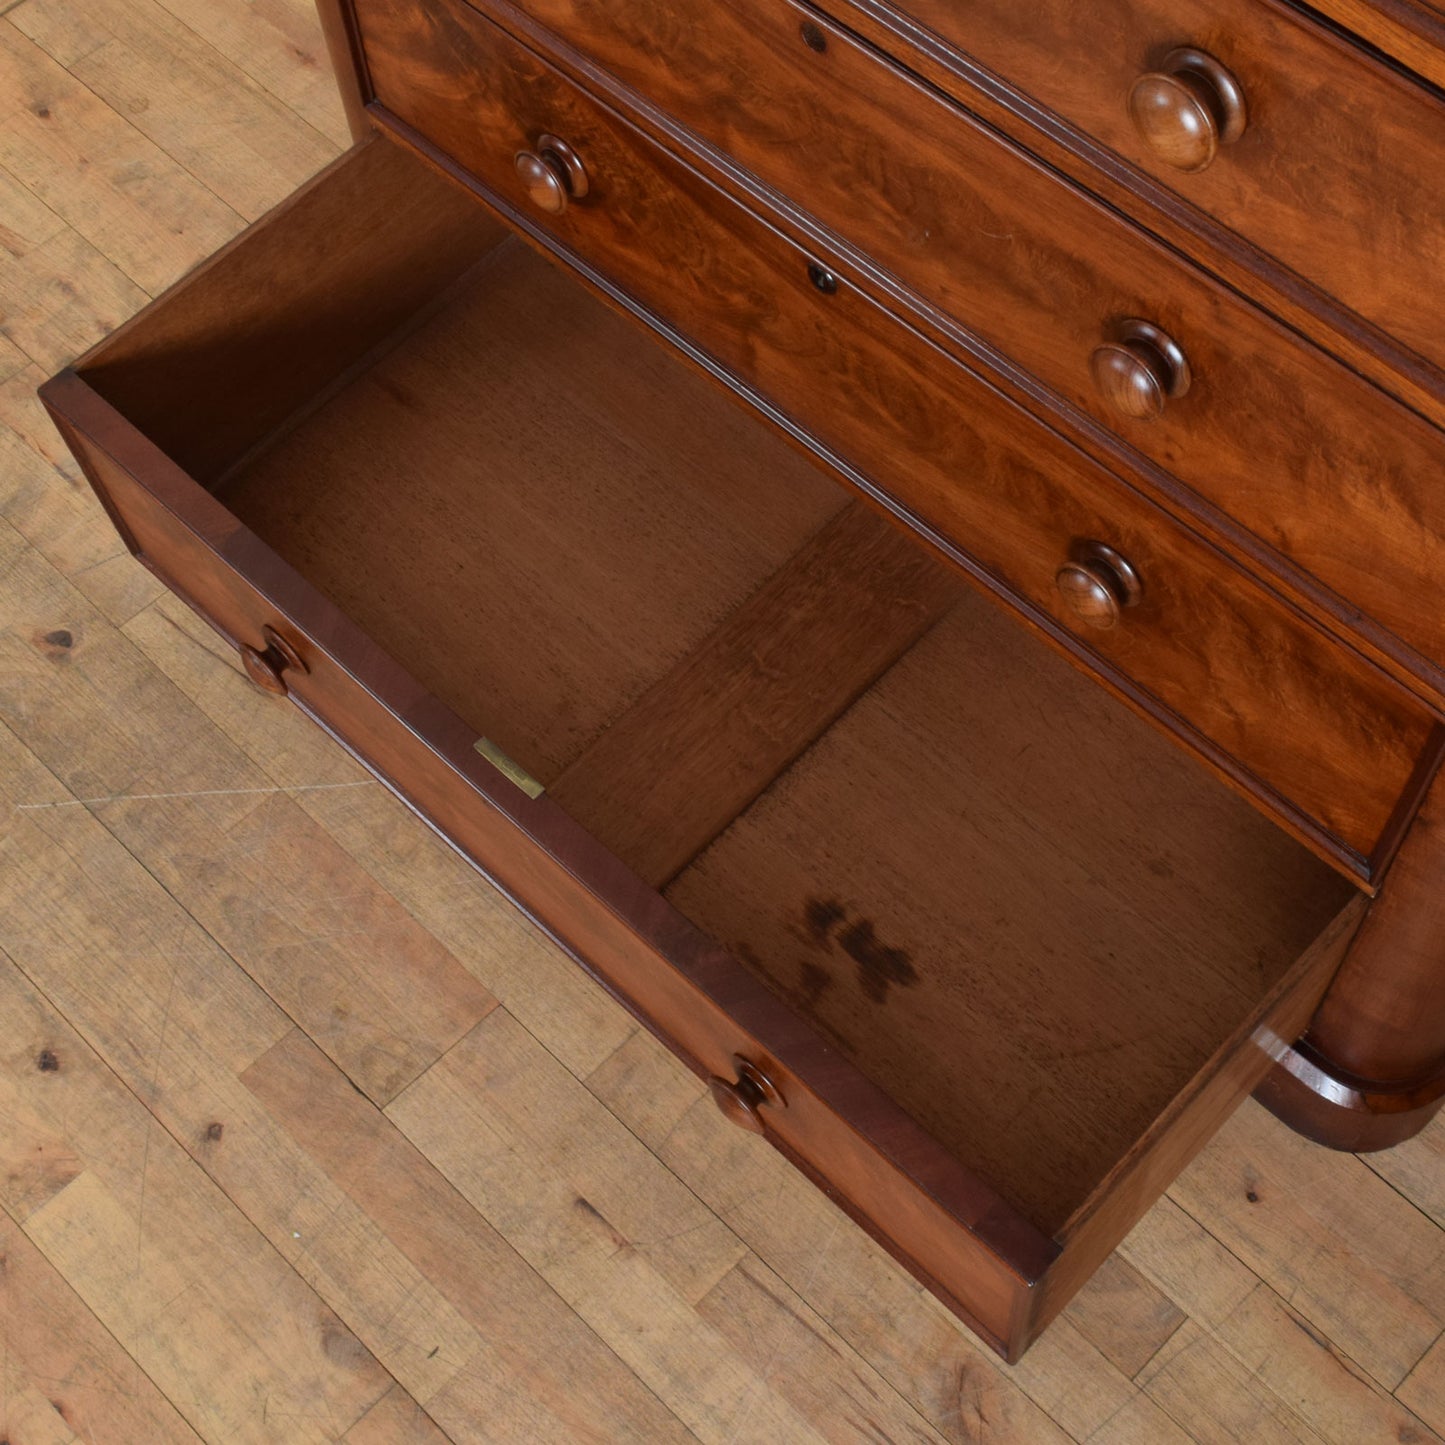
[
  {"x1": 205, "y1": 1122, "x2": 225, "y2": 1142},
  {"x1": 1287, "y1": 1312, "x2": 1334, "y2": 1351},
  {"x1": 804, "y1": 897, "x2": 846, "y2": 947},
  {"x1": 36, "y1": 1049, "x2": 60, "y2": 1072},
  {"x1": 837, "y1": 917, "x2": 918, "y2": 1002},
  {"x1": 800, "y1": 18, "x2": 828, "y2": 52},
  {"x1": 734, "y1": 941, "x2": 763, "y2": 973},
  {"x1": 803, "y1": 898, "x2": 918, "y2": 1003},
  {"x1": 574, "y1": 1196, "x2": 630, "y2": 1252},
  {"x1": 320, "y1": 1321, "x2": 370, "y2": 1367},
  {"x1": 1243, "y1": 1166, "x2": 1262, "y2": 1206},
  {"x1": 34, "y1": 627, "x2": 77, "y2": 661},
  {"x1": 369, "y1": 373, "x2": 424, "y2": 411},
  {"x1": 799, "y1": 961, "x2": 832, "y2": 1004}
]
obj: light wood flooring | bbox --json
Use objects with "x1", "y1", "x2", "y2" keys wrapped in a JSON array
[{"x1": 1, "y1": 0, "x2": 1443, "y2": 1439}]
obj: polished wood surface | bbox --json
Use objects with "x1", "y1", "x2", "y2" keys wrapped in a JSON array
[
  {"x1": 853, "y1": 0, "x2": 1445, "y2": 382},
  {"x1": 77, "y1": 135, "x2": 501, "y2": 486},
  {"x1": 12, "y1": 0, "x2": 1445, "y2": 1408},
  {"x1": 1126, "y1": 47, "x2": 1248, "y2": 173},
  {"x1": 353, "y1": 0, "x2": 1437, "y2": 871},
  {"x1": 1260, "y1": 769, "x2": 1445, "y2": 1150},
  {"x1": 438, "y1": 0, "x2": 1445, "y2": 694},
  {"x1": 1304, "y1": 0, "x2": 1445, "y2": 88}
]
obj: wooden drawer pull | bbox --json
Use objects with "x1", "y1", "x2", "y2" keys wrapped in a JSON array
[
  {"x1": 240, "y1": 625, "x2": 307, "y2": 696},
  {"x1": 709, "y1": 1055, "x2": 785, "y2": 1134},
  {"x1": 1128, "y1": 47, "x2": 1247, "y2": 173},
  {"x1": 1055, "y1": 541, "x2": 1143, "y2": 630},
  {"x1": 1090, "y1": 318, "x2": 1191, "y2": 422},
  {"x1": 514, "y1": 133, "x2": 589, "y2": 215}
]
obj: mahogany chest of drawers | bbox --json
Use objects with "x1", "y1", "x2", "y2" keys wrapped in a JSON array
[{"x1": 41, "y1": 0, "x2": 1445, "y2": 1361}]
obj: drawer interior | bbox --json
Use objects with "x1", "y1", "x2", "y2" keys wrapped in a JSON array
[
  {"x1": 222, "y1": 239, "x2": 847, "y2": 787},
  {"x1": 75, "y1": 139, "x2": 1356, "y2": 1242}
]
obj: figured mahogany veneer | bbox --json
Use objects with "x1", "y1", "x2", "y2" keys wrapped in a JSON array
[
  {"x1": 41, "y1": 0, "x2": 1445, "y2": 1364},
  {"x1": 428, "y1": 0, "x2": 1445, "y2": 700},
  {"x1": 848, "y1": 0, "x2": 1445, "y2": 388}
]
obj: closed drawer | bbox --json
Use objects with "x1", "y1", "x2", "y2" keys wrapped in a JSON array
[
  {"x1": 353, "y1": 0, "x2": 1435, "y2": 872},
  {"x1": 864, "y1": 0, "x2": 1445, "y2": 380},
  {"x1": 369, "y1": 0, "x2": 1445, "y2": 707},
  {"x1": 44, "y1": 133, "x2": 1370, "y2": 1361}
]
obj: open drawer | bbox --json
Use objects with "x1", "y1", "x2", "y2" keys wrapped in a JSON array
[{"x1": 42, "y1": 135, "x2": 1367, "y2": 1361}]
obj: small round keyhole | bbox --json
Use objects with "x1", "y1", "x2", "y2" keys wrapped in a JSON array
[{"x1": 807, "y1": 262, "x2": 838, "y2": 294}]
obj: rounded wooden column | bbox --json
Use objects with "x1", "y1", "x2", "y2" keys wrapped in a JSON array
[{"x1": 1257, "y1": 779, "x2": 1445, "y2": 1150}]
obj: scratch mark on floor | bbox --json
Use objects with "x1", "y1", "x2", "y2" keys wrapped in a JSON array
[{"x1": 13, "y1": 780, "x2": 377, "y2": 812}]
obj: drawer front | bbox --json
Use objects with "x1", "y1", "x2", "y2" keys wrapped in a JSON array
[
  {"x1": 44, "y1": 371, "x2": 1054, "y2": 1359},
  {"x1": 436, "y1": 0, "x2": 1445, "y2": 691},
  {"x1": 873, "y1": 0, "x2": 1445, "y2": 378},
  {"x1": 355, "y1": 0, "x2": 1434, "y2": 867}
]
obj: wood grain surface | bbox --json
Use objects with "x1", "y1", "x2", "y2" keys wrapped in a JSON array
[
  {"x1": 665, "y1": 600, "x2": 1354, "y2": 1235},
  {"x1": 549, "y1": 500, "x2": 961, "y2": 887},
  {"x1": 422, "y1": 0, "x2": 1445, "y2": 702},
  {"x1": 3, "y1": 0, "x2": 1444, "y2": 1436},
  {"x1": 847, "y1": 0, "x2": 1445, "y2": 384}
]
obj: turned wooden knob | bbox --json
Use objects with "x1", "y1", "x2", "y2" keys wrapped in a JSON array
[
  {"x1": 1090, "y1": 319, "x2": 1190, "y2": 422},
  {"x1": 708, "y1": 1056, "x2": 784, "y2": 1134},
  {"x1": 1055, "y1": 541, "x2": 1143, "y2": 630},
  {"x1": 514, "y1": 133, "x2": 589, "y2": 215},
  {"x1": 1128, "y1": 47, "x2": 1247, "y2": 173},
  {"x1": 240, "y1": 625, "x2": 306, "y2": 696}
]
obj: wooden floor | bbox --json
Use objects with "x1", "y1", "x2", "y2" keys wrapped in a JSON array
[{"x1": 0, "y1": 1, "x2": 1443, "y2": 1440}]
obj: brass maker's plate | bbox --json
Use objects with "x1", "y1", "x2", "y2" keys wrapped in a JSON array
[{"x1": 474, "y1": 736, "x2": 546, "y2": 798}]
